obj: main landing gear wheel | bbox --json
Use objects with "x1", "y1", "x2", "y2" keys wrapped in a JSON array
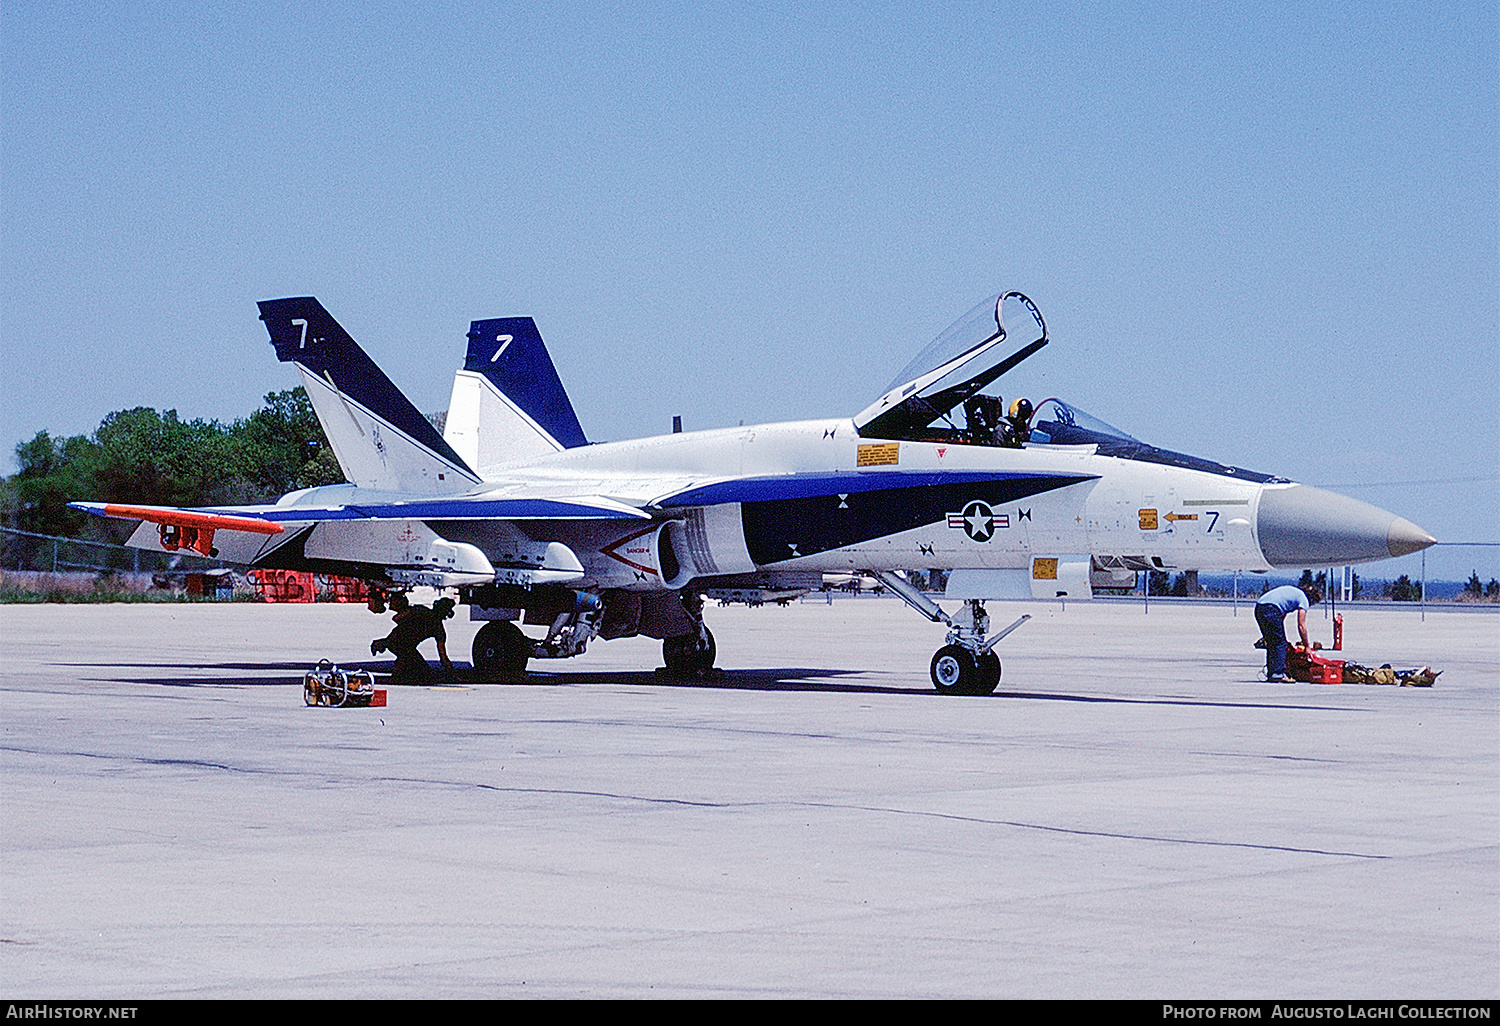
[
  {"x1": 661, "y1": 626, "x2": 716, "y2": 678},
  {"x1": 472, "y1": 620, "x2": 531, "y2": 682},
  {"x1": 931, "y1": 646, "x2": 1001, "y2": 696}
]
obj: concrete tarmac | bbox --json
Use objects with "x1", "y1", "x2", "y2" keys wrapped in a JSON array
[{"x1": 1, "y1": 597, "x2": 1495, "y2": 998}]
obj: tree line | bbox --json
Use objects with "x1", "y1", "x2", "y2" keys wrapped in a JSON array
[{"x1": 2, "y1": 388, "x2": 342, "y2": 542}]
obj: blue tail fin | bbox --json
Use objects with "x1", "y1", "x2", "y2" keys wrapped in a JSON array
[
  {"x1": 443, "y1": 317, "x2": 588, "y2": 473},
  {"x1": 258, "y1": 297, "x2": 478, "y2": 493}
]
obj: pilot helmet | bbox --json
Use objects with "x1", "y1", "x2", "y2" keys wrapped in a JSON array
[{"x1": 1008, "y1": 397, "x2": 1034, "y2": 421}]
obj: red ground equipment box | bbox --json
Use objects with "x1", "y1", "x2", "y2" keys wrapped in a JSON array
[{"x1": 1287, "y1": 647, "x2": 1345, "y2": 684}]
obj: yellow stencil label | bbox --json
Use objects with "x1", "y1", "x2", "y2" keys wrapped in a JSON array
[
  {"x1": 1033, "y1": 557, "x2": 1058, "y2": 580},
  {"x1": 1139, "y1": 509, "x2": 1158, "y2": 530},
  {"x1": 856, "y1": 443, "x2": 900, "y2": 467}
]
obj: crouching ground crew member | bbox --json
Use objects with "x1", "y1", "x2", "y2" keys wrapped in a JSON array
[
  {"x1": 1254, "y1": 583, "x2": 1321, "y2": 682},
  {"x1": 371, "y1": 593, "x2": 456, "y2": 682}
]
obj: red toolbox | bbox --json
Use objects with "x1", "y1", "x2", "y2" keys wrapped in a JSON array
[{"x1": 1288, "y1": 647, "x2": 1345, "y2": 684}]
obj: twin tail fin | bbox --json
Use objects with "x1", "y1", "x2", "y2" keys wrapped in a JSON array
[
  {"x1": 443, "y1": 317, "x2": 589, "y2": 474},
  {"x1": 258, "y1": 297, "x2": 479, "y2": 493}
]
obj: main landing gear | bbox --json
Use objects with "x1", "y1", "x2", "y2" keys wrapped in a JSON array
[
  {"x1": 472, "y1": 619, "x2": 531, "y2": 681},
  {"x1": 872, "y1": 571, "x2": 1030, "y2": 696},
  {"x1": 659, "y1": 591, "x2": 718, "y2": 679},
  {"x1": 471, "y1": 591, "x2": 605, "y2": 682}
]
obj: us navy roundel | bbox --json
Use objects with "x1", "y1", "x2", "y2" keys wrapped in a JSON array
[{"x1": 955, "y1": 500, "x2": 996, "y2": 542}]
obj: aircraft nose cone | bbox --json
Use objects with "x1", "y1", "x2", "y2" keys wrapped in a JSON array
[
  {"x1": 1386, "y1": 516, "x2": 1438, "y2": 558},
  {"x1": 1257, "y1": 484, "x2": 1436, "y2": 568}
]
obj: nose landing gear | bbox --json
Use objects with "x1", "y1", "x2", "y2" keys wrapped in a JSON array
[{"x1": 873, "y1": 571, "x2": 1029, "y2": 696}]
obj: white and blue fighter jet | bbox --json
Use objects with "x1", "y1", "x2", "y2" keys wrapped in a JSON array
[{"x1": 72, "y1": 291, "x2": 1435, "y2": 693}]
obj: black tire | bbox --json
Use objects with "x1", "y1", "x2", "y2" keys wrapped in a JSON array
[
  {"x1": 662, "y1": 626, "x2": 716, "y2": 677},
  {"x1": 930, "y1": 645, "x2": 977, "y2": 695},
  {"x1": 974, "y1": 651, "x2": 1001, "y2": 696},
  {"x1": 472, "y1": 620, "x2": 531, "y2": 681}
]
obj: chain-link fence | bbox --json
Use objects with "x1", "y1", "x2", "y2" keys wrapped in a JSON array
[{"x1": 0, "y1": 526, "x2": 230, "y2": 575}]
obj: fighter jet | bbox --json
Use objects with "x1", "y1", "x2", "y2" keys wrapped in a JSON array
[{"x1": 72, "y1": 291, "x2": 1435, "y2": 694}]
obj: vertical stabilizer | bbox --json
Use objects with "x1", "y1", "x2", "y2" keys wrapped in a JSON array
[
  {"x1": 443, "y1": 317, "x2": 589, "y2": 475},
  {"x1": 258, "y1": 297, "x2": 478, "y2": 493}
]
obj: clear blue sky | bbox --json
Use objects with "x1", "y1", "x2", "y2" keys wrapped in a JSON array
[{"x1": 4, "y1": 1, "x2": 1496, "y2": 578}]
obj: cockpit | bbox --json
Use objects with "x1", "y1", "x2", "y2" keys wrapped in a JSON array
[
  {"x1": 854, "y1": 292, "x2": 1048, "y2": 447},
  {"x1": 854, "y1": 292, "x2": 1285, "y2": 483}
]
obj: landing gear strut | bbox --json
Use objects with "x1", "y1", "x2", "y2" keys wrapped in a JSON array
[
  {"x1": 471, "y1": 591, "x2": 604, "y2": 682},
  {"x1": 660, "y1": 591, "x2": 718, "y2": 678},
  {"x1": 873, "y1": 571, "x2": 1029, "y2": 696}
]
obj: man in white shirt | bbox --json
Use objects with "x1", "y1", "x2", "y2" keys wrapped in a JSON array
[{"x1": 1255, "y1": 584, "x2": 1321, "y2": 682}]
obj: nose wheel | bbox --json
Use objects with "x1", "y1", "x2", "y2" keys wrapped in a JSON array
[{"x1": 930, "y1": 646, "x2": 1002, "y2": 696}]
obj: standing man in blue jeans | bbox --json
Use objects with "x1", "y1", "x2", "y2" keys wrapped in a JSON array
[{"x1": 1255, "y1": 584, "x2": 1321, "y2": 682}]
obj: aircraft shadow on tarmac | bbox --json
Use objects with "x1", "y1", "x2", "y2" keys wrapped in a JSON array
[{"x1": 64, "y1": 660, "x2": 1347, "y2": 709}]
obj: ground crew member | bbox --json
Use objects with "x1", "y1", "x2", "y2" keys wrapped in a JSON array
[
  {"x1": 371, "y1": 593, "x2": 456, "y2": 682},
  {"x1": 1254, "y1": 584, "x2": 1321, "y2": 682}
]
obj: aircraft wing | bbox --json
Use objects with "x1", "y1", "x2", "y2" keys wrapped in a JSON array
[
  {"x1": 70, "y1": 490, "x2": 656, "y2": 588},
  {"x1": 72, "y1": 494, "x2": 648, "y2": 525}
]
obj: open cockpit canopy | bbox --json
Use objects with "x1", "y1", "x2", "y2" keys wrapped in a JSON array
[
  {"x1": 854, "y1": 292, "x2": 1049, "y2": 442},
  {"x1": 854, "y1": 291, "x2": 1287, "y2": 482}
]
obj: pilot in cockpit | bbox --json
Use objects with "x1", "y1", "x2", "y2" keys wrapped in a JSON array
[
  {"x1": 963, "y1": 394, "x2": 1035, "y2": 447},
  {"x1": 1005, "y1": 398, "x2": 1033, "y2": 446}
]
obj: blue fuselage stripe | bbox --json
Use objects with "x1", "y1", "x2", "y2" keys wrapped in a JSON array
[
  {"x1": 735, "y1": 473, "x2": 1095, "y2": 564},
  {"x1": 661, "y1": 470, "x2": 1090, "y2": 507}
]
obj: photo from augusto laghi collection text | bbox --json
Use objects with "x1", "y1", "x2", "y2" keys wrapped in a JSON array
[{"x1": 1162, "y1": 1006, "x2": 1493, "y2": 1020}]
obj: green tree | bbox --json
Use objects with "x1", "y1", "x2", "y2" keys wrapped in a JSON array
[
  {"x1": 9, "y1": 430, "x2": 101, "y2": 537},
  {"x1": 231, "y1": 389, "x2": 340, "y2": 497},
  {"x1": 1387, "y1": 575, "x2": 1419, "y2": 601},
  {"x1": 1463, "y1": 571, "x2": 1483, "y2": 599},
  {"x1": 294, "y1": 446, "x2": 344, "y2": 489},
  {"x1": 3, "y1": 386, "x2": 340, "y2": 539},
  {"x1": 91, "y1": 407, "x2": 246, "y2": 507}
]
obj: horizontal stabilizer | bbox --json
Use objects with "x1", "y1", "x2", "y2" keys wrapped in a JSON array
[{"x1": 70, "y1": 502, "x2": 284, "y2": 535}]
